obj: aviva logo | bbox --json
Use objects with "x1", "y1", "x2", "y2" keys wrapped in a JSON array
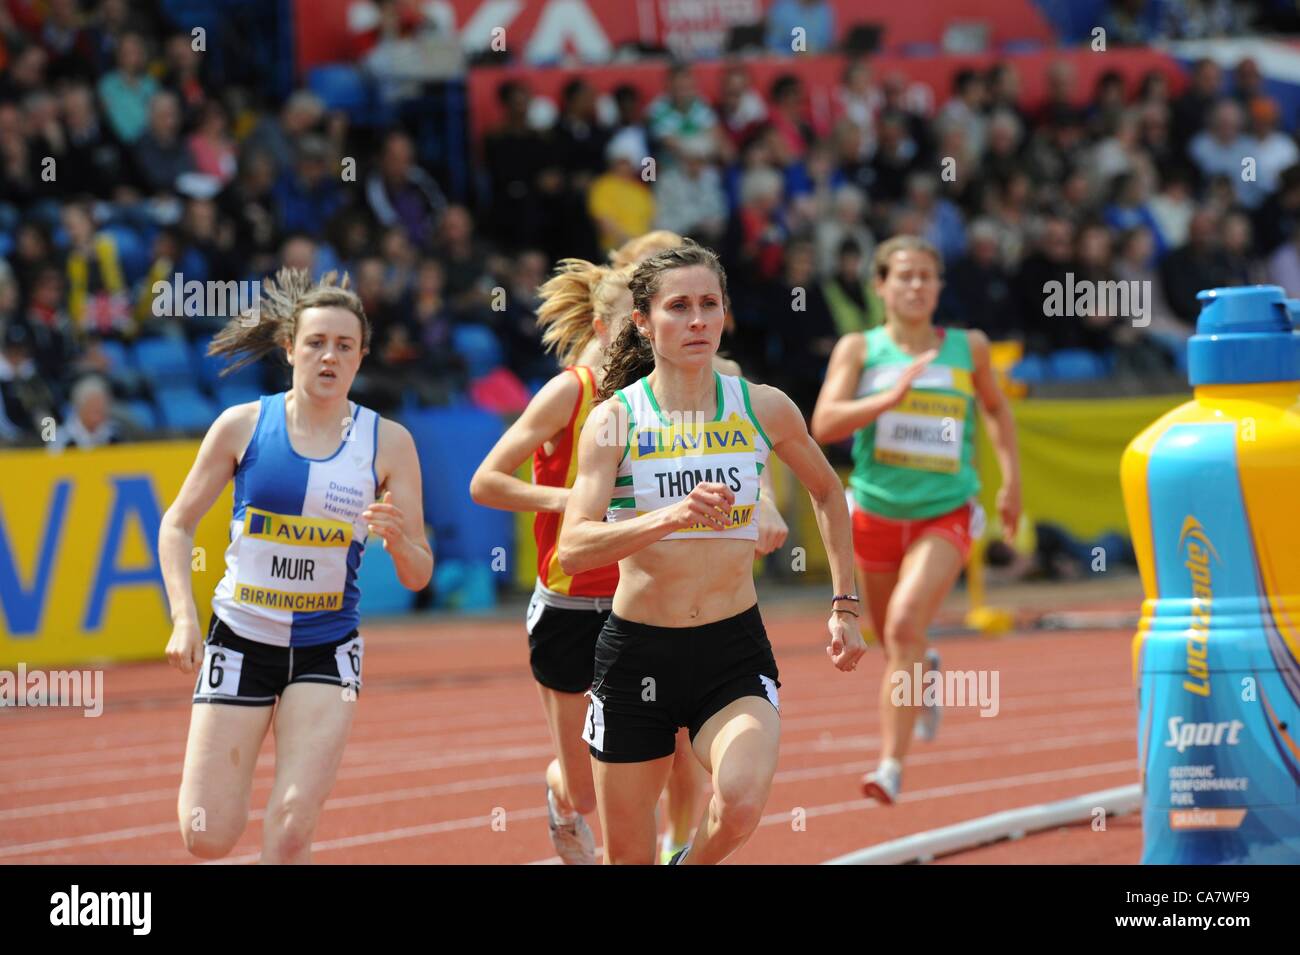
[
  {"x1": 635, "y1": 420, "x2": 756, "y2": 460},
  {"x1": 1178, "y1": 515, "x2": 1220, "y2": 698},
  {"x1": 244, "y1": 509, "x2": 351, "y2": 548}
]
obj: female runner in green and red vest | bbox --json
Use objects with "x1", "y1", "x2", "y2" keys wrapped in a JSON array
[{"x1": 812, "y1": 235, "x2": 1021, "y2": 804}]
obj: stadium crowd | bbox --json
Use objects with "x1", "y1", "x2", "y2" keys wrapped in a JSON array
[{"x1": 0, "y1": 0, "x2": 1296, "y2": 448}]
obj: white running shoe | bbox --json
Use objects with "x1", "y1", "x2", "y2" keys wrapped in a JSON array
[
  {"x1": 546, "y1": 786, "x2": 596, "y2": 865},
  {"x1": 914, "y1": 648, "x2": 941, "y2": 742},
  {"x1": 861, "y1": 761, "x2": 901, "y2": 805}
]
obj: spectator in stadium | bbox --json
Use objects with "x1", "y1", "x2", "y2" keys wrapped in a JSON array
[
  {"x1": 38, "y1": 0, "x2": 98, "y2": 84},
  {"x1": 765, "y1": 0, "x2": 835, "y2": 54},
  {"x1": 134, "y1": 90, "x2": 195, "y2": 194},
  {"x1": 1189, "y1": 99, "x2": 1257, "y2": 207},
  {"x1": 646, "y1": 63, "x2": 717, "y2": 162},
  {"x1": 832, "y1": 57, "x2": 879, "y2": 160},
  {"x1": 1073, "y1": 221, "x2": 1123, "y2": 355},
  {"x1": 735, "y1": 165, "x2": 788, "y2": 285},
  {"x1": 62, "y1": 200, "x2": 130, "y2": 338},
  {"x1": 51, "y1": 374, "x2": 120, "y2": 450},
  {"x1": 273, "y1": 134, "x2": 345, "y2": 238},
  {"x1": 1242, "y1": 97, "x2": 1298, "y2": 206},
  {"x1": 0, "y1": 103, "x2": 36, "y2": 213},
  {"x1": 0, "y1": 44, "x2": 48, "y2": 105},
  {"x1": 1160, "y1": 209, "x2": 1232, "y2": 325},
  {"x1": 22, "y1": 265, "x2": 75, "y2": 377},
  {"x1": 96, "y1": 30, "x2": 157, "y2": 145},
  {"x1": 1035, "y1": 59, "x2": 1084, "y2": 130},
  {"x1": 1015, "y1": 216, "x2": 1078, "y2": 353},
  {"x1": 553, "y1": 78, "x2": 608, "y2": 189},
  {"x1": 61, "y1": 83, "x2": 130, "y2": 198},
  {"x1": 652, "y1": 134, "x2": 727, "y2": 246},
  {"x1": 435, "y1": 205, "x2": 495, "y2": 312},
  {"x1": 1112, "y1": 225, "x2": 1186, "y2": 357},
  {"x1": 0, "y1": 321, "x2": 56, "y2": 438},
  {"x1": 986, "y1": 61, "x2": 1029, "y2": 132},
  {"x1": 940, "y1": 218, "x2": 1018, "y2": 339},
  {"x1": 814, "y1": 183, "x2": 874, "y2": 278},
  {"x1": 866, "y1": 110, "x2": 921, "y2": 205},
  {"x1": 1103, "y1": 171, "x2": 1164, "y2": 254},
  {"x1": 822, "y1": 238, "x2": 883, "y2": 335},
  {"x1": 1136, "y1": 101, "x2": 1176, "y2": 171},
  {"x1": 1231, "y1": 57, "x2": 1266, "y2": 106},
  {"x1": 1220, "y1": 210, "x2": 1263, "y2": 286},
  {"x1": 762, "y1": 237, "x2": 837, "y2": 412},
  {"x1": 937, "y1": 68, "x2": 990, "y2": 159},
  {"x1": 1146, "y1": 164, "x2": 1196, "y2": 251},
  {"x1": 186, "y1": 99, "x2": 237, "y2": 189},
  {"x1": 1266, "y1": 224, "x2": 1300, "y2": 296},
  {"x1": 715, "y1": 62, "x2": 769, "y2": 157},
  {"x1": 365, "y1": 130, "x2": 447, "y2": 250},
  {"x1": 219, "y1": 149, "x2": 279, "y2": 266},
  {"x1": 767, "y1": 73, "x2": 814, "y2": 160},
  {"x1": 902, "y1": 173, "x2": 966, "y2": 264},
  {"x1": 1170, "y1": 57, "x2": 1222, "y2": 153},
  {"x1": 163, "y1": 30, "x2": 207, "y2": 121},
  {"x1": 483, "y1": 79, "x2": 547, "y2": 249},
  {"x1": 244, "y1": 89, "x2": 326, "y2": 178},
  {"x1": 980, "y1": 110, "x2": 1026, "y2": 190},
  {"x1": 587, "y1": 129, "x2": 655, "y2": 255}
]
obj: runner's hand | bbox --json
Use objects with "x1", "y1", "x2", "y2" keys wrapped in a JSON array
[
  {"x1": 166, "y1": 618, "x2": 204, "y2": 674},
  {"x1": 363, "y1": 491, "x2": 406, "y2": 551},
  {"x1": 886, "y1": 348, "x2": 939, "y2": 408},
  {"x1": 755, "y1": 495, "x2": 788, "y2": 555},
  {"x1": 671, "y1": 482, "x2": 735, "y2": 532},
  {"x1": 826, "y1": 612, "x2": 866, "y2": 672}
]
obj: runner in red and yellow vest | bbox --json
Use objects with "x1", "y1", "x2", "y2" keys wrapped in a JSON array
[
  {"x1": 811, "y1": 236, "x2": 1022, "y2": 808},
  {"x1": 471, "y1": 259, "x2": 630, "y2": 864},
  {"x1": 532, "y1": 363, "x2": 620, "y2": 600}
]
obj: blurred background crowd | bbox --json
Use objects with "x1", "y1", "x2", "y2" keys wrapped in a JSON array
[{"x1": 1, "y1": 0, "x2": 1299, "y2": 451}]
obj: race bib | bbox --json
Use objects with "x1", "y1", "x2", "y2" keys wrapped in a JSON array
[
  {"x1": 233, "y1": 508, "x2": 353, "y2": 613},
  {"x1": 197, "y1": 644, "x2": 244, "y2": 698},
  {"x1": 874, "y1": 392, "x2": 966, "y2": 473}
]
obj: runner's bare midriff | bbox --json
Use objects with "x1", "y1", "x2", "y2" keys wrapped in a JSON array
[{"x1": 613, "y1": 537, "x2": 758, "y2": 626}]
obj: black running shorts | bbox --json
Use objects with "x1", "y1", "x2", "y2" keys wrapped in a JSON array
[{"x1": 583, "y1": 604, "x2": 781, "y2": 763}]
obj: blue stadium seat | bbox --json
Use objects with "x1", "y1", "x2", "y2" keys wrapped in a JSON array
[
  {"x1": 124, "y1": 399, "x2": 158, "y2": 431},
  {"x1": 1010, "y1": 354, "x2": 1047, "y2": 383},
  {"x1": 452, "y1": 325, "x2": 504, "y2": 379},
  {"x1": 155, "y1": 386, "x2": 218, "y2": 432},
  {"x1": 307, "y1": 65, "x2": 373, "y2": 125},
  {"x1": 99, "y1": 339, "x2": 134, "y2": 374},
  {"x1": 1048, "y1": 349, "x2": 1107, "y2": 381},
  {"x1": 101, "y1": 224, "x2": 150, "y2": 285},
  {"x1": 134, "y1": 336, "x2": 194, "y2": 387}
]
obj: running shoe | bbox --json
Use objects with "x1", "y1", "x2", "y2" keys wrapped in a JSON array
[
  {"x1": 914, "y1": 648, "x2": 941, "y2": 742},
  {"x1": 666, "y1": 846, "x2": 690, "y2": 865},
  {"x1": 546, "y1": 785, "x2": 596, "y2": 865},
  {"x1": 861, "y1": 761, "x2": 901, "y2": 805}
]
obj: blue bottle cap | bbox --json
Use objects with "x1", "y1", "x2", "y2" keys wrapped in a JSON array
[{"x1": 1189, "y1": 285, "x2": 1300, "y2": 385}]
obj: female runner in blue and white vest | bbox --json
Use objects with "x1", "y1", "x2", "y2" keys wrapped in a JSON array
[
  {"x1": 158, "y1": 269, "x2": 433, "y2": 863},
  {"x1": 558, "y1": 241, "x2": 865, "y2": 864}
]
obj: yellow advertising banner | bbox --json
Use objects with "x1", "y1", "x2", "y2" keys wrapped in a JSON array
[{"x1": 0, "y1": 442, "x2": 230, "y2": 668}]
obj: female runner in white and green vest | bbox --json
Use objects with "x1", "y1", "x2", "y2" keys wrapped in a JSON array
[
  {"x1": 811, "y1": 236, "x2": 1021, "y2": 804},
  {"x1": 559, "y1": 241, "x2": 864, "y2": 864}
]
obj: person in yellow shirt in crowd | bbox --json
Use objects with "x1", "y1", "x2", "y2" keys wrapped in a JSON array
[{"x1": 588, "y1": 129, "x2": 655, "y2": 255}]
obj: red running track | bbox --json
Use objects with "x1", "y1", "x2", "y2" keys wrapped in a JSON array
[{"x1": 0, "y1": 598, "x2": 1141, "y2": 864}]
